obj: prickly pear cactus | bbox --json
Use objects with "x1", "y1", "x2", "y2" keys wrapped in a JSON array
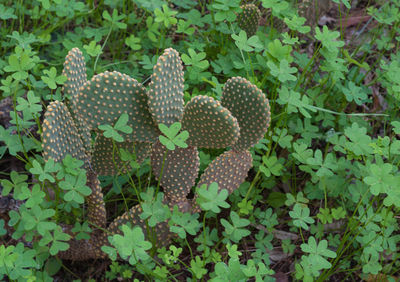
[
  {"x1": 42, "y1": 100, "x2": 89, "y2": 165},
  {"x1": 221, "y1": 77, "x2": 271, "y2": 151},
  {"x1": 238, "y1": 4, "x2": 261, "y2": 37},
  {"x1": 40, "y1": 46, "x2": 271, "y2": 261},
  {"x1": 151, "y1": 140, "x2": 199, "y2": 204},
  {"x1": 92, "y1": 134, "x2": 152, "y2": 176},
  {"x1": 62, "y1": 48, "x2": 92, "y2": 155},
  {"x1": 192, "y1": 150, "x2": 253, "y2": 213},
  {"x1": 62, "y1": 48, "x2": 87, "y2": 100},
  {"x1": 73, "y1": 70, "x2": 159, "y2": 142},
  {"x1": 182, "y1": 95, "x2": 240, "y2": 148},
  {"x1": 148, "y1": 48, "x2": 184, "y2": 127}
]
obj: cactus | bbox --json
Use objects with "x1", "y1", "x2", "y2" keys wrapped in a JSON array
[
  {"x1": 151, "y1": 140, "x2": 199, "y2": 204},
  {"x1": 92, "y1": 135, "x2": 151, "y2": 175},
  {"x1": 182, "y1": 95, "x2": 240, "y2": 148},
  {"x1": 148, "y1": 48, "x2": 184, "y2": 127},
  {"x1": 73, "y1": 70, "x2": 159, "y2": 142},
  {"x1": 62, "y1": 48, "x2": 92, "y2": 155},
  {"x1": 62, "y1": 48, "x2": 87, "y2": 100},
  {"x1": 192, "y1": 150, "x2": 253, "y2": 213},
  {"x1": 41, "y1": 100, "x2": 89, "y2": 165},
  {"x1": 238, "y1": 4, "x2": 261, "y2": 37},
  {"x1": 39, "y1": 47, "x2": 270, "y2": 261},
  {"x1": 221, "y1": 77, "x2": 271, "y2": 151}
]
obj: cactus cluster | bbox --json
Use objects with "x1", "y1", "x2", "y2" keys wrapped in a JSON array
[
  {"x1": 41, "y1": 47, "x2": 270, "y2": 260},
  {"x1": 237, "y1": 4, "x2": 261, "y2": 37}
]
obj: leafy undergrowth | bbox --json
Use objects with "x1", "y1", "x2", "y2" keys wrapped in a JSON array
[{"x1": 1, "y1": 0, "x2": 400, "y2": 281}]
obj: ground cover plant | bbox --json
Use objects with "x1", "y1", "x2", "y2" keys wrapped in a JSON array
[{"x1": 0, "y1": 0, "x2": 399, "y2": 281}]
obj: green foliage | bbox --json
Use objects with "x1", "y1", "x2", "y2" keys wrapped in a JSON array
[
  {"x1": 221, "y1": 211, "x2": 251, "y2": 243},
  {"x1": 41, "y1": 67, "x2": 67, "y2": 89},
  {"x1": 196, "y1": 182, "x2": 230, "y2": 213},
  {"x1": 102, "y1": 224, "x2": 152, "y2": 265},
  {"x1": 1, "y1": 0, "x2": 400, "y2": 280},
  {"x1": 154, "y1": 4, "x2": 178, "y2": 28}
]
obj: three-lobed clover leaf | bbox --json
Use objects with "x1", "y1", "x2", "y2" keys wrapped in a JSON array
[
  {"x1": 289, "y1": 203, "x2": 315, "y2": 230},
  {"x1": 221, "y1": 211, "x2": 251, "y2": 243},
  {"x1": 125, "y1": 35, "x2": 141, "y2": 51},
  {"x1": 154, "y1": 4, "x2": 178, "y2": 28},
  {"x1": 176, "y1": 19, "x2": 195, "y2": 35},
  {"x1": 231, "y1": 30, "x2": 263, "y2": 53},
  {"x1": 259, "y1": 155, "x2": 284, "y2": 177},
  {"x1": 158, "y1": 122, "x2": 189, "y2": 151},
  {"x1": 190, "y1": 256, "x2": 208, "y2": 279},
  {"x1": 99, "y1": 113, "x2": 133, "y2": 142},
  {"x1": 315, "y1": 25, "x2": 344, "y2": 53},
  {"x1": 300, "y1": 236, "x2": 337, "y2": 270},
  {"x1": 169, "y1": 207, "x2": 201, "y2": 239},
  {"x1": 1, "y1": 170, "x2": 28, "y2": 199},
  {"x1": 39, "y1": 227, "x2": 71, "y2": 255},
  {"x1": 105, "y1": 224, "x2": 152, "y2": 266},
  {"x1": 103, "y1": 9, "x2": 127, "y2": 29},
  {"x1": 0, "y1": 4, "x2": 17, "y2": 20},
  {"x1": 20, "y1": 205, "x2": 56, "y2": 235},
  {"x1": 57, "y1": 154, "x2": 85, "y2": 179},
  {"x1": 16, "y1": 91, "x2": 42, "y2": 115},
  {"x1": 59, "y1": 170, "x2": 92, "y2": 204},
  {"x1": 4, "y1": 47, "x2": 36, "y2": 81},
  {"x1": 41, "y1": 67, "x2": 67, "y2": 89},
  {"x1": 0, "y1": 243, "x2": 36, "y2": 280},
  {"x1": 181, "y1": 48, "x2": 209, "y2": 70},
  {"x1": 140, "y1": 191, "x2": 171, "y2": 227},
  {"x1": 83, "y1": 40, "x2": 102, "y2": 57},
  {"x1": 25, "y1": 184, "x2": 46, "y2": 208},
  {"x1": 277, "y1": 86, "x2": 315, "y2": 118},
  {"x1": 71, "y1": 222, "x2": 92, "y2": 240},
  {"x1": 267, "y1": 59, "x2": 297, "y2": 83},
  {"x1": 29, "y1": 158, "x2": 60, "y2": 183},
  {"x1": 196, "y1": 182, "x2": 230, "y2": 213}
]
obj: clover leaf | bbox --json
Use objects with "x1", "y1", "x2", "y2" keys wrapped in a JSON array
[
  {"x1": 196, "y1": 182, "x2": 230, "y2": 213},
  {"x1": 158, "y1": 122, "x2": 189, "y2": 150},
  {"x1": 99, "y1": 113, "x2": 133, "y2": 142}
]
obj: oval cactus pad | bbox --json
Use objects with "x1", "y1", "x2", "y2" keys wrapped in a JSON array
[
  {"x1": 221, "y1": 77, "x2": 270, "y2": 151},
  {"x1": 42, "y1": 100, "x2": 88, "y2": 165},
  {"x1": 151, "y1": 140, "x2": 199, "y2": 203},
  {"x1": 74, "y1": 70, "x2": 158, "y2": 142},
  {"x1": 238, "y1": 4, "x2": 261, "y2": 37},
  {"x1": 192, "y1": 149, "x2": 252, "y2": 213},
  {"x1": 62, "y1": 47, "x2": 87, "y2": 100},
  {"x1": 182, "y1": 95, "x2": 240, "y2": 148},
  {"x1": 148, "y1": 48, "x2": 184, "y2": 126}
]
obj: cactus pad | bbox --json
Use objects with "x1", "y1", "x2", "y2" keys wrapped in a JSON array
[
  {"x1": 61, "y1": 48, "x2": 92, "y2": 156},
  {"x1": 74, "y1": 71, "x2": 158, "y2": 142},
  {"x1": 134, "y1": 141, "x2": 152, "y2": 164},
  {"x1": 42, "y1": 100, "x2": 88, "y2": 165},
  {"x1": 192, "y1": 150, "x2": 252, "y2": 213},
  {"x1": 221, "y1": 77, "x2": 270, "y2": 151},
  {"x1": 148, "y1": 48, "x2": 184, "y2": 126},
  {"x1": 151, "y1": 140, "x2": 199, "y2": 203},
  {"x1": 92, "y1": 134, "x2": 131, "y2": 175},
  {"x1": 238, "y1": 4, "x2": 261, "y2": 37},
  {"x1": 62, "y1": 47, "x2": 87, "y2": 100},
  {"x1": 182, "y1": 95, "x2": 240, "y2": 148},
  {"x1": 86, "y1": 171, "x2": 106, "y2": 228}
]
